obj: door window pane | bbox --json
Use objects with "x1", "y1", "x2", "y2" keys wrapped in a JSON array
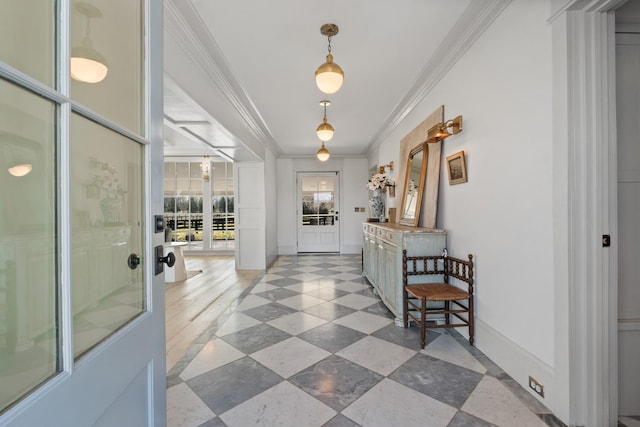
[
  {"x1": 70, "y1": 113, "x2": 144, "y2": 359},
  {"x1": 301, "y1": 176, "x2": 335, "y2": 226},
  {"x1": 0, "y1": 1, "x2": 55, "y2": 87},
  {"x1": 0, "y1": 79, "x2": 58, "y2": 412},
  {"x1": 70, "y1": 0, "x2": 143, "y2": 134},
  {"x1": 211, "y1": 162, "x2": 234, "y2": 249}
]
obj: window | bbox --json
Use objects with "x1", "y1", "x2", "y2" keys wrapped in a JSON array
[{"x1": 164, "y1": 159, "x2": 234, "y2": 251}]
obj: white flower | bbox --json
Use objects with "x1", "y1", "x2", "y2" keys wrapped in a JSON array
[
  {"x1": 366, "y1": 173, "x2": 393, "y2": 191},
  {"x1": 407, "y1": 179, "x2": 417, "y2": 196}
]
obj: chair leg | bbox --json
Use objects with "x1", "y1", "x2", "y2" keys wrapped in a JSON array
[
  {"x1": 444, "y1": 301, "x2": 450, "y2": 325},
  {"x1": 420, "y1": 297, "x2": 426, "y2": 349},
  {"x1": 468, "y1": 297, "x2": 475, "y2": 346},
  {"x1": 403, "y1": 288, "x2": 408, "y2": 328}
]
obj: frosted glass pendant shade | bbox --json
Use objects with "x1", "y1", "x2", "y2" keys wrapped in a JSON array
[
  {"x1": 315, "y1": 54, "x2": 344, "y2": 94},
  {"x1": 316, "y1": 143, "x2": 330, "y2": 161},
  {"x1": 71, "y1": 39, "x2": 109, "y2": 83},
  {"x1": 8, "y1": 164, "x2": 32, "y2": 177},
  {"x1": 316, "y1": 120, "x2": 334, "y2": 142}
]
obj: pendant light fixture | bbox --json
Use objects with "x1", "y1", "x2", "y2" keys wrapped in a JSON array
[
  {"x1": 315, "y1": 24, "x2": 344, "y2": 94},
  {"x1": 8, "y1": 164, "x2": 32, "y2": 177},
  {"x1": 316, "y1": 142, "x2": 330, "y2": 161},
  {"x1": 316, "y1": 100, "x2": 334, "y2": 142},
  {"x1": 200, "y1": 156, "x2": 210, "y2": 182},
  {"x1": 71, "y1": 2, "x2": 109, "y2": 84}
]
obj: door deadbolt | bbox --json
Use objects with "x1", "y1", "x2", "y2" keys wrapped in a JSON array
[{"x1": 127, "y1": 254, "x2": 141, "y2": 270}]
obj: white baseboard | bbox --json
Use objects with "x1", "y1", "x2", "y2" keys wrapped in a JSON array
[
  {"x1": 340, "y1": 244, "x2": 363, "y2": 254},
  {"x1": 278, "y1": 246, "x2": 297, "y2": 255},
  {"x1": 277, "y1": 245, "x2": 362, "y2": 255},
  {"x1": 475, "y1": 318, "x2": 556, "y2": 412}
]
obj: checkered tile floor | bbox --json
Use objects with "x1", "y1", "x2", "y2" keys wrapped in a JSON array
[{"x1": 166, "y1": 254, "x2": 563, "y2": 427}]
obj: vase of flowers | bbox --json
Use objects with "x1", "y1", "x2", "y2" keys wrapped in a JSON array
[
  {"x1": 89, "y1": 157, "x2": 126, "y2": 225},
  {"x1": 366, "y1": 173, "x2": 393, "y2": 221}
]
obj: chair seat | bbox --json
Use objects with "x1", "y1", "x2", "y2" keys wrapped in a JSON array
[{"x1": 406, "y1": 283, "x2": 470, "y2": 301}]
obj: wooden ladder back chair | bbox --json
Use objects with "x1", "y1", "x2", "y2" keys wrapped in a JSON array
[{"x1": 402, "y1": 249, "x2": 474, "y2": 349}]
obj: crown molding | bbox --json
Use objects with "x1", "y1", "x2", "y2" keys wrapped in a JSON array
[
  {"x1": 165, "y1": 0, "x2": 282, "y2": 158},
  {"x1": 367, "y1": 0, "x2": 512, "y2": 153}
]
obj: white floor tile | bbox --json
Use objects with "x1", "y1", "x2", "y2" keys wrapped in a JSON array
[
  {"x1": 251, "y1": 337, "x2": 331, "y2": 378},
  {"x1": 180, "y1": 338, "x2": 245, "y2": 381},
  {"x1": 250, "y1": 282, "x2": 279, "y2": 294},
  {"x1": 267, "y1": 311, "x2": 327, "y2": 335},
  {"x1": 462, "y1": 376, "x2": 548, "y2": 427},
  {"x1": 215, "y1": 312, "x2": 262, "y2": 337},
  {"x1": 332, "y1": 293, "x2": 379, "y2": 310},
  {"x1": 276, "y1": 294, "x2": 326, "y2": 311},
  {"x1": 333, "y1": 311, "x2": 393, "y2": 334},
  {"x1": 334, "y1": 281, "x2": 371, "y2": 293},
  {"x1": 220, "y1": 381, "x2": 336, "y2": 427},
  {"x1": 284, "y1": 281, "x2": 323, "y2": 293},
  {"x1": 167, "y1": 383, "x2": 216, "y2": 427},
  {"x1": 422, "y1": 334, "x2": 487, "y2": 374},
  {"x1": 260, "y1": 273, "x2": 284, "y2": 282},
  {"x1": 337, "y1": 336, "x2": 416, "y2": 376},
  {"x1": 289, "y1": 272, "x2": 324, "y2": 281},
  {"x1": 295, "y1": 265, "x2": 324, "y2": 273},
  {"x1": 342, "y1": 378, "x2": 457, "y2": 427},
  {"x1": 235, "y1": 294, "x2": 271, "y2": 311},
  {"x1": 330, "y1": 272, "x2": 364, "y2": 281}
]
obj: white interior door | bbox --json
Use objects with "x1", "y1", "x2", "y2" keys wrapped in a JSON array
[
  {"x1": 297, "y1": 172, "x2": 340, "y2": 253},
  {"x1": 616, "y1": 31, "x2": 640, "y2": 417},
  {"x1": 0, "y1": 0, "x2": 166, "y2": 425}
]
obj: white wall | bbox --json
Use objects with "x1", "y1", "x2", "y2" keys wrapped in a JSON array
[
  {"x1": 374, "y1": 0, "x2": 559, "y2": 413},
  {"x1": 276, "y1": 157, "x2": 369, "y2": 255},
  {"x1": 234, "y1": 162, "x2": 266, "y2": 269},
  {"x1": 265, "y1": 149, "x2": 278, "y2": 267},
  {"x1": 341, "y1": 158, "x2": 370, "y2": 253}
]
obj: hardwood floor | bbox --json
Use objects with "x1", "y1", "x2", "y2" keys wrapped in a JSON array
[{"x1": 165, "y1": 255, "x2": 262, "y2": 372}]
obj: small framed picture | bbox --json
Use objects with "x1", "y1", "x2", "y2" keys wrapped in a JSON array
[{"x1": 446, "y1": 151, "x2": 467, "y2": 185}]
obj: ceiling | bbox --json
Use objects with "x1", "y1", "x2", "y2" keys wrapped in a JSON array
[{"x1": 162, "y1": 0, "x2": 505, "y2": 162}]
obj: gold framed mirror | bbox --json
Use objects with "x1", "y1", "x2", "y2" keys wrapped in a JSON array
[{"x1": 399, "y1": 142, "x2": 428, "y2": 226}]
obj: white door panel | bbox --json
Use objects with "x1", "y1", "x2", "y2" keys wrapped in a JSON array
[
  {"x1": 616, "y1": 32, "x2": 640, "y2": 417},
  {"x1": 0, "y1": 0, "x2": 165, "y2": 425}
]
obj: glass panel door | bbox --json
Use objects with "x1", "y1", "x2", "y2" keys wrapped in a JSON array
[{"x1": 297, "y1": 172, "x2": 340, "y2": 253}]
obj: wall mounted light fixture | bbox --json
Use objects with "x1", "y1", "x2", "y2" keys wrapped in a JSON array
[
  {"x1": 316, "y1": 142, "x2": 330, "y2": 161},
  {"x1": 378, "y1": 161, "x2": 394, "y2": 174},
  {"x1": 427, "y1": 115, "x2": 463, "y2": 143},
  {"x1": 316, "y1": 100, "x2": 335, "y2": 142},
  {"x1": 315, "y1": 24, "x2": 344, "y2": 94},
  {"x1": 71, "y1": 2, "x2": 109, "y2": 84}
]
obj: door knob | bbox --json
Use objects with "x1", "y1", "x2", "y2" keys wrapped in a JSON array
[
  {"x1": 159, "y1": 252, "x2": 176, "y2": 268},
  {"x1": 127, "y1": 254, "x2": 141, "y2": 270}
]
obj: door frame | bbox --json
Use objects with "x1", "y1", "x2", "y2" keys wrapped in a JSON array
[
  {"x1": 296, "y1": 171, "x2": 340, "y2": 253},
  {"x1": 551, "y1": 1, "x2": 623, "y2": 425}
]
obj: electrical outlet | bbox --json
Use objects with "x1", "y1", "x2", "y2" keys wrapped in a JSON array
[{"x1": 528, "y1": 375, "x2": 544, "y2": 398}]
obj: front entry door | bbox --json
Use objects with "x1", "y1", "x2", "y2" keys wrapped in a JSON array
[
  {"x1": 297, "y1": 172, "x2": 340, "y2": 253},
  {"x1": 0, "y1": 1, "x2": 165, "y2": 425}
]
